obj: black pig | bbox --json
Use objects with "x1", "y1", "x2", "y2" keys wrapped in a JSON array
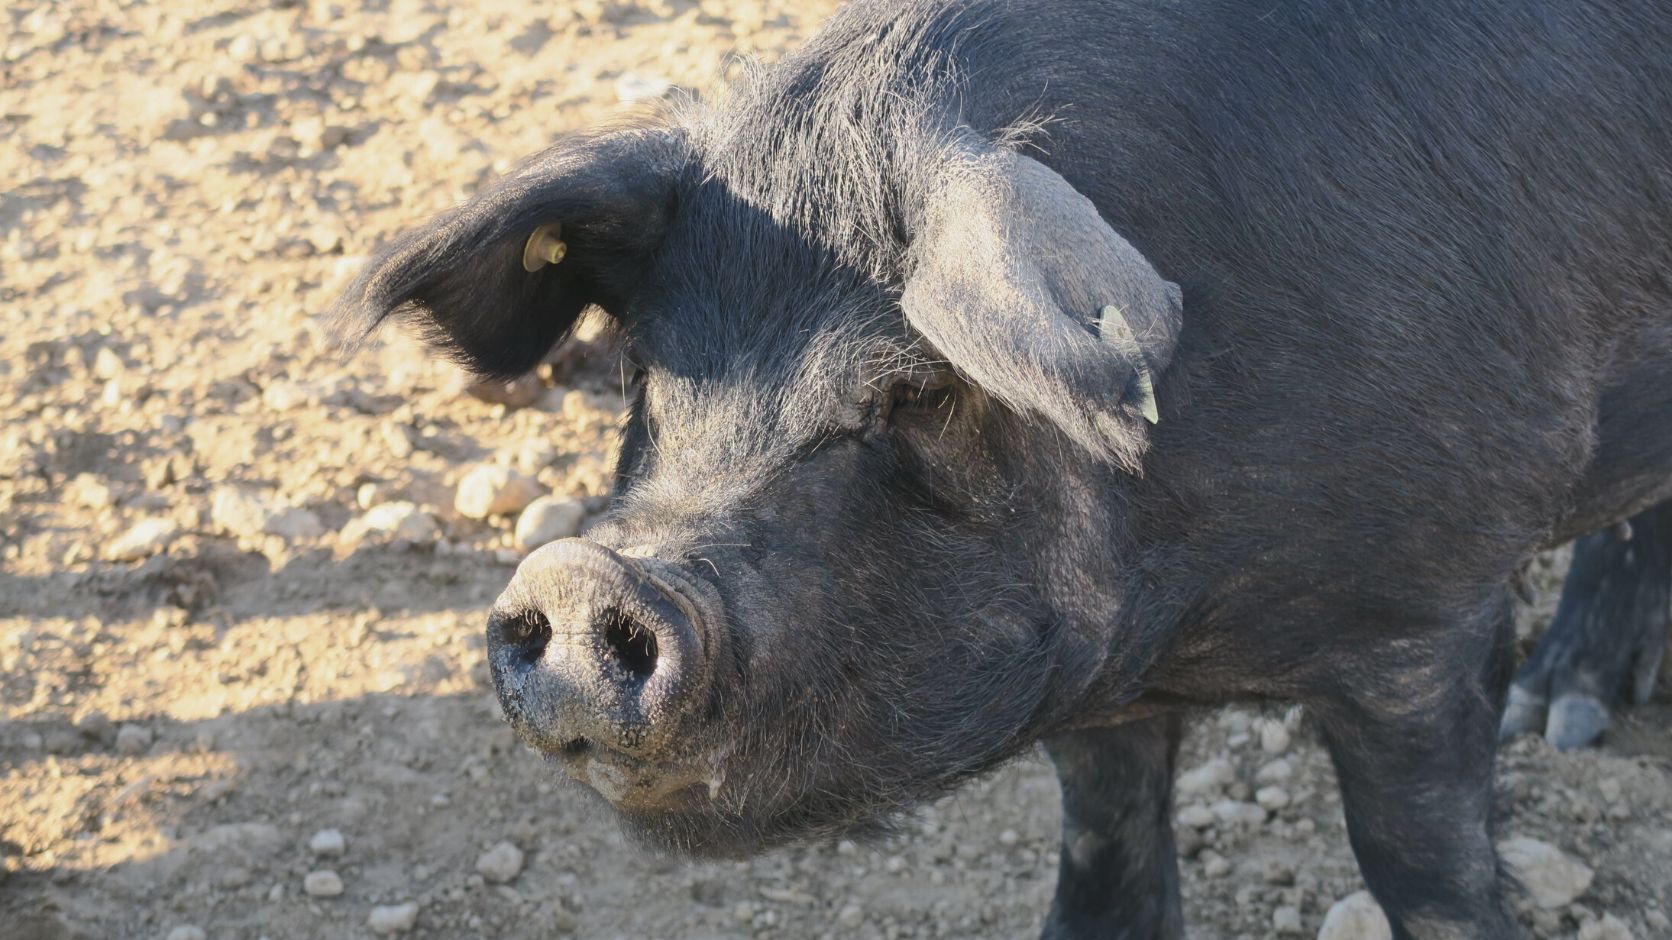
[{"x1": 336, "y1": 1, "x2": 1672, "y2": 936}]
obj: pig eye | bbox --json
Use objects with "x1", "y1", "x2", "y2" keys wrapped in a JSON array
[{"x1": 887, "y1": 374, "x2": 957, "y2": 419}]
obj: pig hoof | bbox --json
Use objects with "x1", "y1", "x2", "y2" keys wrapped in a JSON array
[{"x1": 1544, "y1": 693, "x2": 1609, "y2": 751}]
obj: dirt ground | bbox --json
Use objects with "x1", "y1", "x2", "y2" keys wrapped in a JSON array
[{"x1": 3, "y1": 2, "x2": 1670, "y2": 938}]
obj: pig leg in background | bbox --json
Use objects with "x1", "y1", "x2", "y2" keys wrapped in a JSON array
[
  {"x1": 1500, "y1": 501, "x2": 1672, "y2": 750},
  {"x1": 1315, "y1": 596, "x2": 1522, "y2": 939},
  {"x1": 1041, "y1": 716, "x2": 1183, "y2": 940}
]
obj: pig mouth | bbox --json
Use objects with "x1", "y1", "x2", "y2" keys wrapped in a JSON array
[{"x1": 547, "y1": 739, "x2": 726, "y2": 815}]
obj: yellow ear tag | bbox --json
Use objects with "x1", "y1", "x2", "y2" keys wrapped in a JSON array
[{"x1": 521, "y1": 223, "x2": 567, "y2": 272}]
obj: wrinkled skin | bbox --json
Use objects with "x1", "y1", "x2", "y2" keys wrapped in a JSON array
[{"x1": 337, "y1": 1, "x2": 1672, "y2": 936}]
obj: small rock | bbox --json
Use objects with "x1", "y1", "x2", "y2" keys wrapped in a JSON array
[
  {"x1": 463, "y1": 373, "x2": 543, "y2": 410},
  {"x1": 1176, "y1": 757, "x2": 1235, "y2": 797},
  {"x1": 1256, "y1": 759, "x2": 1294, "y2": 785},
  {"x1": 1211, "y1": 799, "x2": 1267, "y2": 828},
  {"x1": 303, "y1": 870, "x2": 343, "y2": 897},
  {"x1": 455, "y1": 465, "x2": 541, "y2": 519},
  {"x1": 1317, "y1": 891, "x2": 1392, "y2": 940},
  {"x1": 367, "y1": 902, "x2": 419, "y2": 934},
  {"x1": 1261, "y1": 720, "x2": 1292, "y2": 753},
  {"x1": 1498, "y1": 836, "x2": 1593, "y2": 909},
  {"x1": 1256, "y1": 786, "x2": 1292, "y2": 811},
  {"x1": 265, "y1": 506, "x2": 324, "y2": 542},
  {"x1": 997, "y1": 828, "x2": 1020, "y2": 847},
  {"x1": 1177, "y1": 804, "x2": 1217, "y2": 829},
  {"x1": 1201, "y1": 851, "x2": 1231, "y2": 878},
  {"x1": 109, "y1": 518, "x2": 180, "y2": 561},
  {"x1": 342, "y1": 502, "x2": 440, "y2": 547},
  {"x1": 210, "y1": 487, "x2": 285, "y2": 539},
  {"x1": 166, "y1": 927, "x2": 207, "y2": 940},
  {"x1": 1273, "y1": 905, "x2": 1304, "y2": 934},
  {"x1": 381, "y1": 421, "x2": 416, "y2": 458},
  {"x1": 308, "y1": 829, "x2": 346, "y2": 856},
  {"x1": 92, "y1": 346, "x2": 126, "y2": 381},
  {"x1": 475, "y1": 841, "x2": 524, "y2": 883},
  {"x1": 513, "y1": 497, "x2": 586, "y2": 553},
  {"x1": 115, "y1": 723, "x2": 153, "y2": 754},
  {"x1": 261, "y1": 379, "x2": 318, "y2": 411},
  {"x1": 1577, "y1": 914, "x2": 1634, "y2": 940},
  {"x1": 356, "y1": 482, "x2": 388, "y2": 510},
  {"x1": 615, "y1": 72, "x2": 673, "y2": 103},
  {"x1": 837, "y1": 903, "x2": 864, "y2": 928}
]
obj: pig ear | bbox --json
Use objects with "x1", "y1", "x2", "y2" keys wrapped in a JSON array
[
  {"x1": 901, "y1": 147, "x2": 1182, "y2": 468},
  {"x1": 332, "y1": 129, "x2": 684, "y2": 378}
]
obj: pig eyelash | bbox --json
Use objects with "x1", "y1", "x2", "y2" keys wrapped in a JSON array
[{"x1": 888, "y1": 378, "x2": 956, "y2": 416}]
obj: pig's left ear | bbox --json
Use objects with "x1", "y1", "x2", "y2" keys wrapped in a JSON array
[
  {"x1": 332, "y1": 129, "x2": 683, "y2": 378},
  {"x1": 902, "y1": 147, "x2": 1182, "y2": 468}
]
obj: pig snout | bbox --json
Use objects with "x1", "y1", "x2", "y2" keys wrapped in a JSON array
[{"x1": 486, "y1": 539, "x2": 720, "y2": 804}]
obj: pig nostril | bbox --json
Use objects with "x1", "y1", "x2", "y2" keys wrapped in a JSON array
[
  {"x1": 600, "y1": 608, "x2": 659, "y2": 680},
  {"x1": 504, "y1": 610, "x2": 552, "y2": 668},
  {"x1": 561, "y1": 737, "x2": 590, "y2": 757}
]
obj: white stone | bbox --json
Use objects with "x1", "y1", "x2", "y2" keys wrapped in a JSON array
[
  {"x1": 264, "y1": 506, "x2": 323, "y2": 542},
  {"x1": 115, "y1": 723, "x2": 153, "y2": 754},
  {"x1": 1211, "y1": 799, "x2": 1267, "y2": 828},
  {"x1": 1256, "y1": 759, "x2": 1294, "y2": 784},
  {"x1": 1317, "y1": 891, "x2": 1392, "y2": 940},
  {"x1": 1261, "y1": 719, "x2": 1292, "y2": 753},
  {"x1": 261, "y1": 379, "x2": 318, "y2": 411},
  {"x1": 109, "y1": 518, "x2": 180, "y2": 561},
  {"x1": 1578, "y1": 914, "x2": 1634, "y2": 940},
  {"x1": 475, "y1": 841, "x2": 524, "y2": 883},
  {"x1": 1274, "y1": 905, "x2": 1304, "y2": 934},
  {"x1": 303, "y1": 869, "x2": 343, "y2": 897},
  {"x1": 308, "y1": 828, "x2": 345, "y2": 856},
  {"x1": 92, "y1": 346, "x2": 125, "y2": 381},
  {"x1": 1256, "y1": 786, "x2": 1292, "y2": 810},
  {"x1": 166, "y1": 927, "x2": 206, "y2": 940},
  {"x1": 1177, "y1": 804, "x2": 1217, "y2": 829},
  {"x1": 615, "y1": 72, "x2": 672, "y2": 103},
  {"x1": 1201, "y1": 851, "x2": 1231, "y2": 878},
  {"x1": 513, "y1": 497, "x2": 585, "y2": 553},
  {"x1": 342, "y1": 502, "x2": 440, "y2": 546},
  {"x1": 1176, "y1": 757, "x2": 1236, "y2": 797},
  {"x1": 455, "y1": 465, "x2": 541, "y2": 519},
  {"x1": 367, "y1": 902, "x2": 419, "y2": 934},
  {"x1": 210, "y1": 487, "x2": 314, "y2": 539},
  {"x1": 1498, "y1": 836, "x2": 1593, "y2": 909}
]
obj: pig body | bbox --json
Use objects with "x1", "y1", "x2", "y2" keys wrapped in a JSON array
[{"x1": 338, "y1": 1, "x2": 1672, "y2": 936}]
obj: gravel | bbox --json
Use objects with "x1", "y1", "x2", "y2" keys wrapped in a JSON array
[
  {"x1": 108, "y1": 518, "x2": 181, "y2": 561},
  {"x1": 1317, "y1": 891, "x2": 1392, "y2": 940},
  {"x1": 513, "y1": 496, "x2": 587, "y2": 554},
  {"x1": 367, "y1": 901, "x2": 420, "y2": 935},
  {"x1": 1499, "y1": 836, "x2": 1595, "y2": 909},
  {"x1": 114, "y1": 724, "x2": 153, "y2": 755},
  {"x1": 475, "y1": 841, "x2": 525, "y2": 883},
  {"x1": 302, "y1": 869, "x2": 344, "y2": 898},
  {"x1": 455, "y1": 465, "x2": 542, "y2": 520},
  {"x1": 308, "y1": 829, "x2": 346, "y2": 857},
  {"x1": 341, "y1": 502, "x2": 441, "y2": 547}
]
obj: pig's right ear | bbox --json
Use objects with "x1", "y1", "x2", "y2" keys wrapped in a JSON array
[{"x1": 332, "y1": 129, "x2": 683, "y2": 378}]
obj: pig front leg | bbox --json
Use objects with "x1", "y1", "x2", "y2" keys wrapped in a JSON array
[
  {"x1": 1313, "y1": 593, "x2": 1524, "y2": 939},
  {"x1": 1041, "y1": 716, "x2": 1184, "y2": 939},
  {"x1": 1500, "y1": 501, "x2": 1672, "y2": 749}
]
